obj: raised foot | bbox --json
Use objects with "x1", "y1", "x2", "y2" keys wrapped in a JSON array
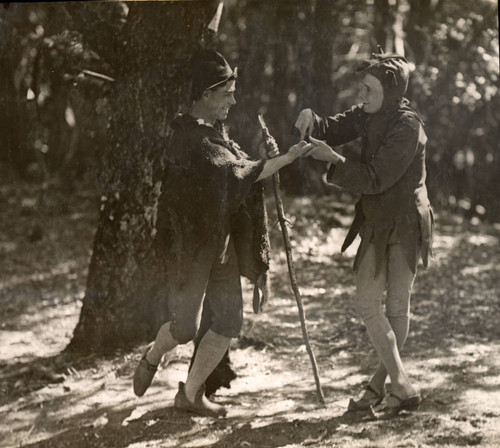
[{"x1": 133, "y1": 350, "x2": 158, "y2": 397}]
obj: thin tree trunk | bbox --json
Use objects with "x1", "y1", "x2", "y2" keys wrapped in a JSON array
[
  {"x1": 374, "y1": 0, "x2": 406, "y2": 56},
  {"x1": 0, "y1": 5, "x2": 28, "y2": 171},
  {"x1": 374, "y1": 0, "x2": 391, "y2": 51},
  {"x1": 312, "y1": 0, "x2": 336, "y2": 115},
  {"x1": 393, "y1": 0, "x2": 406, "y2": 56},
  {"x1": 406, "y1": 0, "x2": 435, "y2": 63}
]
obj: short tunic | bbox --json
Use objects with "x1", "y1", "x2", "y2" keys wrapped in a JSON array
[{"x1": 312, "y1": 101, "x2": 434, "y2": 275}]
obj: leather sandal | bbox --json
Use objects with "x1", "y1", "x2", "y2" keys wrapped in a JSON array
[
  {"x1": 133, "y1": 348, "x2": 158, "y2": 397},
  {"x1": 174, "y1": 382, "x2": 227, "y2": 418},
  {"x1": 371, "y1": 392, "x2": 421, "y2": 418},
  {"x1": 348, "y1": 384, "x2": 384, "y2": 411}
]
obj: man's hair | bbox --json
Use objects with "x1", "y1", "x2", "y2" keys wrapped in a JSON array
[{"x1": 191, "y1": 78, "x2": 233, "y2": 102}]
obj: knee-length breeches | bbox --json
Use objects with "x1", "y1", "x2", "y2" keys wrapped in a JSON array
[{"x1": 167, "y1": 235, "x2": 243, "y2": 344}]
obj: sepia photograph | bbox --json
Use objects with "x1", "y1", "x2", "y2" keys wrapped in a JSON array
[{"x1": 0, "y1": 0, "x2": 499, "y2": 446}]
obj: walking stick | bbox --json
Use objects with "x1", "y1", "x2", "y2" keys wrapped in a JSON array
[{"x1": 257, "y1": 114, "x2": 325, "y2": 405}]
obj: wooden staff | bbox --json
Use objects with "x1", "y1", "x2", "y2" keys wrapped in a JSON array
[{"x1": 258, "y1": 114, "x2": 325, "y2": 404}]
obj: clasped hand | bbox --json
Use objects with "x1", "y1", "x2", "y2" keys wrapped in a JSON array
[
  {"x1": 259, "y1": 137, "x2": 314, "y2": 161},
  {"x1": 258, "y1": 130, "x2": 340, "y2": 164},
  {"x1": 287, "y1": 140, "x2": 315, "y2": 160},
  {"x1": 287, "y1": 137, "x2": 340, "y2": 163}
]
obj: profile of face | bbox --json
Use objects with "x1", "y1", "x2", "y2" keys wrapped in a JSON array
[
  {"x1": 203, "y1": 79, "x2": 237, "y2": 123},
  {"x1": 359, "y1": 73, "x2": 384, "y2": 114}
]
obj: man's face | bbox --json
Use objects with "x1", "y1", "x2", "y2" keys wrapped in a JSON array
[
  {"x1": 359, "y1": 74, "x2": 384, "y2": 114},
  {"x1": 204, "y1": 80, "x2": 237, "y2": 122}
]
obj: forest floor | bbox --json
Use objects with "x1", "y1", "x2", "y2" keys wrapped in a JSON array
[{"x1": 1, "y1": 179, "x2": 500, "y2": 448}]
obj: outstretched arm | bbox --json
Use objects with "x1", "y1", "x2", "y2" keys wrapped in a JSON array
[
  {"x1": 293, "y1": 106, "x2": 368, "y2": 146},
  {"x1": 256, "y1": 141, "x2": 313, "y2": 181}
]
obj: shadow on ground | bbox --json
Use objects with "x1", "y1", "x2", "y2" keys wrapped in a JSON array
[{"x1": 2, "y1": 194, "x2": 500, "y2": 447}]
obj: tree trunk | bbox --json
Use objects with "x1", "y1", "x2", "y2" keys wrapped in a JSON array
[
  {"x1": 0, "y1": 5, "x2": 29, "y2": 171},
  {"x1": 392, "y1": 0, "x2": 406, "y2": 56},
  {"x1": 68, "y1": 1, "x2": 218, "y2": 354},
  {"x1": 406, "y1": 0, "x2": 437, "y2": 63},
  {"x1": 312, "y1": 0, "x2": 336, "y2": 115},
  {"x1": 226, "y1": 0, "x2": 275, "y2": 158},
  {"x1": 373, "y1": 0, "x2": 392, "y2": 51},
  {"x1": 373, "y1": 0, "x2": 408, "y2": 56}
]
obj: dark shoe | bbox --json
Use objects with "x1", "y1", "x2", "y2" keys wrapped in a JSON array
[
  {"x1": 133, "y1": 349, "x2": 158, "y2": 397},
  {"x1": 348, "y1": 384, "x2": 384, "y2": 411},
  {"x1": 371, "y1": 393, "x2": 421, "y2": 418},
  {"x1": 174, "y1": 382, "x2": 227, "y2": 418}
]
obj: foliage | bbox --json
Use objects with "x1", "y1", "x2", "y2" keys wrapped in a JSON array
[
  {"x1": 0, "y1": 3, "x2": 115, "y2": 186},
  {"x1": 1, "y1": 0, "x2": 499, "y2": 218},
  {"x1": 407, "y1": 0, "x2": 499, "y2": 220}
]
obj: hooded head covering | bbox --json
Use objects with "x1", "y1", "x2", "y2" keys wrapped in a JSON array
[
  {"x1": 191, "y1": 49, "x2": 238, "y2": 101},
  {"x1": 357, "y1": 47, "x2": 410, "y2": 109}
]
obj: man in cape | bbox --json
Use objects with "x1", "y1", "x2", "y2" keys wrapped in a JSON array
[{"x1": 133, "y1": 49, "x2": 312, "y2": 417}]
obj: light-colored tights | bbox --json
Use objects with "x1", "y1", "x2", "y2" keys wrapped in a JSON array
[{"x1": 354, "y1": 243, "x2": 418, "y2": 398}]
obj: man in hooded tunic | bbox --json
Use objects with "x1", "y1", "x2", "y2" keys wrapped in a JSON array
[{"x1": 294, "y1": 51, "x2": 434, "y2": 414}]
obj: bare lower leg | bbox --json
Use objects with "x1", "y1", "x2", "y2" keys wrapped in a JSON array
[
  {"x1": 184, "y1": 329, "x2": 231, "y2": 403},
  {"x1": 146, "y1": 322, "x2": 179, "y2": 366}
]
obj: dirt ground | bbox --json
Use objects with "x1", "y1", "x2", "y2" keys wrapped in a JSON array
[{"x1": 1, "y1": 181, "x2": 500, "y2": 448}]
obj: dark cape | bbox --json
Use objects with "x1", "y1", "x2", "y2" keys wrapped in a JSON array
[
  {"x1": 139, "y1": 113, "x2": 271, "y2": 396},
  {"x1": 154, "y1": 113, "x2": 270, "y2": 311}
]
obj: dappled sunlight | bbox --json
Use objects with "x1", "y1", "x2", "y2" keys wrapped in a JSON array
[
  {"x1": 0, "y1": 260, "x2": 81, "y2": 290},
  {"x1": 0, "y1": 350, "x2": 191, "y2": 447},
  {"x1": 467, "y1": 234, "x2": 499, "y2": 246},
  {"x1": 0, "y1": 300, "x2": 81, "y2": 361},
  {"x1": 2, "y1": 181, "x2": 500, "y2": 446},
  {"x1": 0, "y1": 0, "x2": 498, "y2": 444},
  {"x1": 461, "y1": 262, "x2": 498, "y2": 276}
]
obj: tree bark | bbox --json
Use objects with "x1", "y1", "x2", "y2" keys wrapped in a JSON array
[
  {"x1": 312, "y1": 0, "x2": 336, "y2": 115},
  {"x1": 68, "y1": 1, "x2": 218, "y2": 354},
  {"x1": 406, "y1": 0, "x2": 437, "y2": 64},
  {"x1": 0, "y1": 4, "x2": 29, "y2": 170},
  {"x1": 373, "y1": 0, "x2": 392, "y2": 51}
]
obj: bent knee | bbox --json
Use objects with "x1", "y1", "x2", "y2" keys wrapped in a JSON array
[
  {"x1": 353, "y1": 293, "x2": 381, "y2": 321},
  {"x1": 170, "y1": 321, "x2": 199, "y2": 345},
  {"x1": 210, "y1": 315, "x2": 242, "y2": 339}
]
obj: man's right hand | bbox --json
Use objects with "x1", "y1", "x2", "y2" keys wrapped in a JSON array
[
  {"x1": 287, "y1": 140, "x2": 315, "y2": 160},
  {"x1": 258, "y1": 136, "x2": 280, "y2": 160},
  {"x1": 293, "y1": 109, "x2": 314, "y2": 140}
]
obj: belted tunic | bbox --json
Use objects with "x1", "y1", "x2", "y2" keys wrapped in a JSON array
[{"x1": 312, "y1": 101, "x2": 434, "y2": 275}]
